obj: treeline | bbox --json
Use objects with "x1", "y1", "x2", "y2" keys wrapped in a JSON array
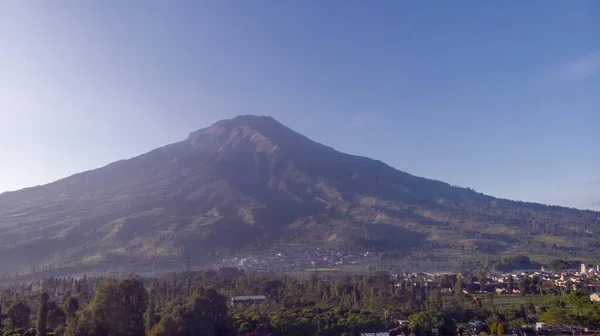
[
  {"x1": 2, "y1": 269, "x2": 600, "y2": 336},
  {"x1": 488, "y1": 255, "x2": 534, "y2": 272},
  {"x1": 0, "y1": 276, "x2": 232, "y2": 336}
]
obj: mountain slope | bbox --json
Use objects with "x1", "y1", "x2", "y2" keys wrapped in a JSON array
[{"x1": 0, "y1": 115, "x2": 598, "y2": 274}]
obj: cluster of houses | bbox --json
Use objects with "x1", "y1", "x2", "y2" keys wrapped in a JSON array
[
  {"x1": 215, "y1": 248, "x2": 380, "y2": 272},
  {"x1": 390, "y1": 262, "x2": 600, "y2": 299},
  {"x1": 491, "y1": 263, "x2": 600, "y2": 294}
]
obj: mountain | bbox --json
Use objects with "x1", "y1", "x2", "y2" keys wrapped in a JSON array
[{"x1": 0, "y1": 115, "x2": 598, "y2": 275}]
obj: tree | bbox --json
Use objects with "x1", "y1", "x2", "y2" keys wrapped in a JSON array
[
  {"x1": 477, "y1": 270, "x2": 487, "y2": 290},
  {"x1": 566, "y1": 291, "x2": 591, "y2": 318},
  {"x1": 540, "y1": 299, "x2": 570, "y2": 326},
  {"x1": 507, "y1": 276, "x2": 515, "y2": 293},
  {"x1": 149, "y1": 288, "x2": 232, "y2": 336},
  {"x1": 64, "y1": 296, "x2": 79, "y2": 320},
  {"x1": 36, "y1": 293, "x2": 49, "y2": 336},
  {"x1": 46, "y1": 301, "x2": 66, "y2": 330},
  {"x1": 119, "y1": 276, "x2": 148, "y2": 336},
  {"x1": 8, "y1": 299, "x2": 31, "y2": 329},
  {"x1": 548, "y1": 259, "x2": 570, "y2": 273},
  {"x1": 145, "y1": 287, "x2": 157, "y2": 334},
  {"x1": 238, "y1": 321, "x2": 252, "y2": 333},
  {"x1": 62, "y1": 295, "x2": 79, "y2": 336},
  {"x1": 408, "y1": 311, "x2": 445, "y2": 336},
  {"x1": 518, "y1": 276, "x2": 529, "y2": 295},
  {"x1": 523, "y1": 302, "x2": 535, "y2": 316},
  {"x1": 496, "y1": 323, "x2": 504, "y2": 335},
  {"x1": 454, "y1": 278, "x2": 462, "y2": 296},
  {"x1": 76, "y1": 276, "x2": 148, "y2": 336},
  {"x1": 427, "y1": 290, "x2": 443, "y2": 311}
]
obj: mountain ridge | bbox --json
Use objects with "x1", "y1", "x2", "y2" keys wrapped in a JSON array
[{"x1": 0, "y1": 115, "x2": 598, "y2": 275}]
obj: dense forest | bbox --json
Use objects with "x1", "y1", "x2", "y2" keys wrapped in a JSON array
[{"x1": 2, "y1": 268, "x2": 600, "y2": 336}]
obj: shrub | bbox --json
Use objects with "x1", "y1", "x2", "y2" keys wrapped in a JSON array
[
  {"x1": 497, "y1": 323, "x2": 504, "y2": 335},
  {"x1": 238, "y1": 322, "x2": 252, "y2": 333},
  {"x1": 489, "y1": 323, "x2": 497, "y2": 335},
  {"x1": 3, "y1": 330, "x2": 26, "y2": 336}
]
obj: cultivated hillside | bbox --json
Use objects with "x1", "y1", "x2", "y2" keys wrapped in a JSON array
[{"x1": 0, "y1": 115, "x2": 598, "y2": 274}]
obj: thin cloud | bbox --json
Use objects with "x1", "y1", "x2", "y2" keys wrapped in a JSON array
[{"x1": 557, "y1": 50, "x2": 600, "y2": 82}]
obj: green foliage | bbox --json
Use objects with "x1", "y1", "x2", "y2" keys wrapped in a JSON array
[
  {"x1": 148, "y1": 288, "x2": 232, "y2": 336},
  {"x1": 491, "y1": 255, "x2": 532, "y2": 272},
  {"x1": 427, "y1": 290, "x2": 443, "y2": 311},
  {"x1": 237, "y1": 322, "x2": 252, "y2": 333},
  {"x1": 60, "y1": 295, "x2": 78, "y2": 336},
  {"x1": 8, "y1": 268, "x2": 600, "y2": 336},
  {"x1": 62, "y1": 297, "x2": 78, "y2": 320},
  {"x1": 454, "y1": 278, "x2": 462, "y2": 296},
  {"x1": 547, "y1": 259, "x2": 570, "y2": 273},
  {"x1": 145, "y1": 287, "x2": 157, "y2": 334},
  {"x1": 7, "y1": 301, "x2": 30, "y2": 330},
  {"x1": 496, "y1": 323, "x2": 504, "y2": 335},
  {"x1": 408, "y1": 310, "x2": 445, "y2": 336},
  {"x1": 36, "y1": 293, "x2": 49, "y2": 336},
  {"x1": 75, "y1": 276, "x2": 148, "y2": 336},
  {"x1": 266, "y1": 305, "x2": 379, "y2": 336},
  {"x1": 46, "y1": 302, "x2": 65, "y2": 331},
  {"x1": 2, "y1": 329, "x2": 26, "y2": 336},
  {"x1": 538, "y1": 291, "x2": 600, "y2": 328},
  {"x1": 517, "y1": 275, "x2": 544, "y2": 295}
]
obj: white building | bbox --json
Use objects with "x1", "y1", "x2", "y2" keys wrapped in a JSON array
[
  {"x1": 536, "y1": 322, "x2": 548, "y2": 332},
  {"x1": 581, "y1": 263, "x2": 587, "y2": 274}
]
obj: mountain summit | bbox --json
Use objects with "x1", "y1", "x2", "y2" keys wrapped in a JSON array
[{"x1": 0, "y1": 115, "x2": 597, "y2": 275}]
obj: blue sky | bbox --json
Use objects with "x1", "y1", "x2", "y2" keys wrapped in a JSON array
[{"x1": 1, "y1": 1, "x2": 598, "y2": 210}]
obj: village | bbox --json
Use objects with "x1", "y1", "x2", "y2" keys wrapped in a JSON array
[
  {"x1": 386, "y1": 262, "x2": 600, "y2": 299},
  {"x1": 215, "y1": 249, "x2": 600, "y2": 298},
  {"x1": 462, "y1": 263, "x2": 600, "y2": 296},
  {"x1": 213, "y1": 247, "x2": 381, "y2": 272}
]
